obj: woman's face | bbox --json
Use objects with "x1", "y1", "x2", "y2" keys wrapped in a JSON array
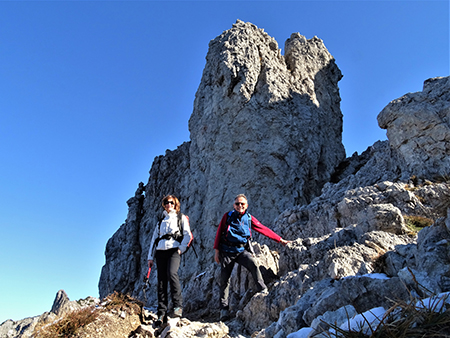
[{"x1": 164, "y1": 198, "x2": 175, "y2": 212}]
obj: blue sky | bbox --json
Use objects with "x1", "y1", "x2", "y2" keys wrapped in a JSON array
[{"x1": 0, "y1": 0, "x2": 448, "y2": 323}]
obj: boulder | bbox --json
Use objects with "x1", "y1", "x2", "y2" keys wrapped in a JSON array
[{"x1": 378, "y1": 76, "x2": 450, "y2": 179}]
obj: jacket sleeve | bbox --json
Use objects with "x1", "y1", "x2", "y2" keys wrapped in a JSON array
[
  {"x1": 179, "y1": 214, "x2": 193, "y2": 254},
  {"x1": 147, "y1": 222, "x2": 160, "y2": 261},
  {"x1": 214, "y1": 213, "x2": 228, "y2": 250},
  {"x1": 251, "y1": 216, "x2": 282, "y2": 242}
]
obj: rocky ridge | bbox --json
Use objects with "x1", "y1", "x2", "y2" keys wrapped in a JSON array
[{"x1": 2, "y1": 20, "x2": 449, "y2": 338}]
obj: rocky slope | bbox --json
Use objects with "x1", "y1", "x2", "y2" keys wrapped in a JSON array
[{"x1": 2, "y1": 20, "x2": 449, "y2": 338}]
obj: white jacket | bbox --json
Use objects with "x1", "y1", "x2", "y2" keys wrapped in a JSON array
[{"x1": 147, "y1": 210, "x2": 192, "y2": 261}]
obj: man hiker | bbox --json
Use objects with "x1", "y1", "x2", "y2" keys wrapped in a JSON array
[{"x1": 214, "y1": 194, "x2": 290, "y2": 321}]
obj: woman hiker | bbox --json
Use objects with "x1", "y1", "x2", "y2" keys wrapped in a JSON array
[{"x1": 148, "y1": 195, "x2": 193, "y2": 326}]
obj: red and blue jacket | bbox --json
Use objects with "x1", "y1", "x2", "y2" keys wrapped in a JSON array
[{"x1": 214, "y1": 209, "x2": 282, "y2": 253}]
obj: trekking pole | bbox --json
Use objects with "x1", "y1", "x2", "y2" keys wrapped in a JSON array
[{"x1": 142, "y1": 267, "x2": 151, "y2": 303}]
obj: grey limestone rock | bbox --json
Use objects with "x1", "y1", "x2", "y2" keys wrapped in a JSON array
[{"x1": 0, "y1": 317, "x2": 39, "y2": 338}]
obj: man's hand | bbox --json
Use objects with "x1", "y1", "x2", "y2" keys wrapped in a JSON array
[
  {"x1": 280, "y1": 238, "x2": 291, "y2": 246},
  {"x1": 148, "y1": 260, "x2": 154, "y2": 269}
]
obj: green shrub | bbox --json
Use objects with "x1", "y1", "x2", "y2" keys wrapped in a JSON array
[{"x1": 404, "y1": 215, "x2": 433, "y2": 232}]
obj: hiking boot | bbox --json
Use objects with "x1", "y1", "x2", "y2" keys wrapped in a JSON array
[
  {"x1": 155, "y1": 315, "x2": 163, "y2": 326},
  {"x1": 173, "y1": 307, "x2": 183, "y2": 318},
  {"x1": 155, "y1": 314, "x2": 167, "y2": 327},
  {"x1": 220, "y1": 309, "x2": 230, "y2": 321}
]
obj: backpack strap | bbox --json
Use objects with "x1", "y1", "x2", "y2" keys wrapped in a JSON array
[{"x1": 177, "y1": 212, "x2": 183, "y2": 234}]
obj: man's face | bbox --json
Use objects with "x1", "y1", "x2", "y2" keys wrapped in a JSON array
[{"x1": 234, "y1": 197, "x2": 248, "y2": 215}]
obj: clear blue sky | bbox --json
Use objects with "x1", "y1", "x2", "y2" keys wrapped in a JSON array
[{"x1": 0, "y1": 0, "x2": 448, "y2": 323}]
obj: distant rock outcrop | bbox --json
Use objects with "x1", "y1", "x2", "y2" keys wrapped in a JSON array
[
  {"x1": 50, "y1": 289, "x2": 81, "y2": 317},
  {"x1": 0, "y1": 290, "x2": 99, "y2": 338}
]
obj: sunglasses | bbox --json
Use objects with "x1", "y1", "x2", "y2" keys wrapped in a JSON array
[
  {"x1": 164, "y1": 200, "x2": 175, "y2": 205},
  {"x1": 235, "y1": 202, "x2": 246, "y2": 206}
]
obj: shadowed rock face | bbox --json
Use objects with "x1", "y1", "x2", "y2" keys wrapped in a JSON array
[{"x1": 99, "y1": 20, "x2": 346, "y2": 301}]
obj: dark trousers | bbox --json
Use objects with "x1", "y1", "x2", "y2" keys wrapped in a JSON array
[
  {"x1": 219, "y1": 250, "x2": 266, "y2": 310},
  {"x1": 155, "y1": 248, "x2": 182, "y2": 315}
]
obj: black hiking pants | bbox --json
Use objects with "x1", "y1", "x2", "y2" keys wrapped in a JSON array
[
  {"x1": 219, "y1": 249, "x2": 266, "y2": 310},
  {"x1": 155, "y1": 247, "x2": 182, "y2": 316}
]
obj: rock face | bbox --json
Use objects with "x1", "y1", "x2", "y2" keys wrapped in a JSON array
[
  {"x1": 99, "y1": 20, "x2": 346, "y2": 302},
  {"x1": 94, "y1": 20, "x2": 450, "y2": 338}
]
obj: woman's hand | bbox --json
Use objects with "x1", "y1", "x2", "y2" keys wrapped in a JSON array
[{"x1": 214, "y1": 249, "x2": 220, "y2": 264}]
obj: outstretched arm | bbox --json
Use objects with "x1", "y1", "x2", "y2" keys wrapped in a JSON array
[{"x1": 251, "y1": 216, "x2": 291, "y2": 245}]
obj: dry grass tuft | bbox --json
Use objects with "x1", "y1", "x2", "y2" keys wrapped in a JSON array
[
  {"x1": 32, "y1": 306, "x2": 98, "y2": 338},
  {"x1": 404, "y1": 215, "x2": 434, "y2": 232},
  {"x1": 101, "y1": 291, "x2": 143, "y2": 316}
]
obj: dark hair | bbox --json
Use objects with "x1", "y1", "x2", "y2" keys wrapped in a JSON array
[{"x1": 162, "y1": 195, "x2": 181, "y2": 213}]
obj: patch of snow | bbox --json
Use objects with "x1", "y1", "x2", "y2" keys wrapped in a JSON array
[
  {"x1": 329, "y1": 307, "x2": 386, "y2": 335},
  {"x1": 416, "y1": 292, "x2": 450, "y2": 312},
  {"x1": 342, "y1": 273, "x2": 390, "y2": 281},
  {"x1": 360, "y1": 273, "x2": 390, "y2": 280},
  {"x1": 287, "y1": 327, "x2": 314, "y2": 338}
]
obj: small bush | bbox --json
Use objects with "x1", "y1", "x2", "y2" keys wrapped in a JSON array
[{"x1": 101, "y1": 291, "x2": 143, "y2": 315}]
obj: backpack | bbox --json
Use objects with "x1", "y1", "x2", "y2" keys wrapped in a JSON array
[{"x1": 155, "y1": 212, "x2": 197, "y2": 257}]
